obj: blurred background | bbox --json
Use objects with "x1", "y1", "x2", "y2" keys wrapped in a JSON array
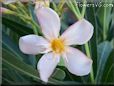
[{"x1": 1, "y1": 0, "x2": 114, "y2": 85}]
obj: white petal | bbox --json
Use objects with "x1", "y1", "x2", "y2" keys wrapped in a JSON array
[
  {"x1": 19, "y1": 35, "x2": 49, "y2": 55},
  {"x1": 60, "y1": 19, "x2": 94, "y2": 45},
  {"x1": 35, "y1": 7, "x2": 60, "y2": 40},
  {"x1": 37, "y1": 53, "x2": 60, "y2": 82},
  {"x1": 63, "y1": 47, "x2": 92, "y2": 76}
]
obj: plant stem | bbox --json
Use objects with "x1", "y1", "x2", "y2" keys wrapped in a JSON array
[
  {"x1": 4, "y1": 8, "x2": 41, "y2": 35},
  {"x1": 11, "y1": 11, "x2": 31, "y2": 20},
  {"x1": 103, "y1": 3, "x2": 106, "y2": 40},
  {"x1": 81, "y1": 0, "x2": 87, "y2": 18},
  {"x1": 58, "y1": 0, "x2": 65, "y2": 11},
  {"x1": 31, "y1": 22, "x2": 39, "y2": 35},
  {"x1": 31, "y1": 20, "x2": 42, "y2": 35},
  {"x1": 67, "y1": 0, "x2": 95, "y2": 83},
  {"x1": 85, "y1": 43, "x2": 95, "y2": 83},
  {"x1": 77, "y1": 0, "x2": 95, "y2": 83},
  {"x1": 73, "y1": 0, "x2": 81, "y2": 16},
  {"x1": 66, "y1": 0, "x2": 81, "y2": 19}
]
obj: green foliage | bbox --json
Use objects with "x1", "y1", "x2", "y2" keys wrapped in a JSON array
[
  {"x1": 1, "y1": 0, "x2": 114, "y2": 85},
  {"x1": 95, "y1": 41, "x2": 113, "y2": 83}
]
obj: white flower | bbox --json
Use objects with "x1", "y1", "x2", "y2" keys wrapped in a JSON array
[{"x1": 19, "y1": 7, "x2": 94, "y2": 82}]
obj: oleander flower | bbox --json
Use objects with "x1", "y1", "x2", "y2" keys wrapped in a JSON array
[{"x1": 19, "y1": 7, "x2": 94, "y2": 82}]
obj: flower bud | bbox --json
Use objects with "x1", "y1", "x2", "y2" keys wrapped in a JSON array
[
  {"x1": 35, "y1": 0, "x2": 50, "y2": 9},
  {"x1": 0, "y1": 7, "x2": 14, "y2": 14},
  {"x1": 0, "y1": 7, "x2": 8, "y2": 14}
]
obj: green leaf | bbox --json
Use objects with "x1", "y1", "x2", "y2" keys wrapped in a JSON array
[
  {"x1": 2, "y1": 32, "x2": 37, "y2": 67},
  {"x1": 2, "y1": 30, "x2": 79, "y2": 84},
  {"x1": 3, "y1": 63, "x2": 31, "y2": 83},
  {"x1": 52, "y1": 68, "x2": 66, "y2": 80},
  {"x1": 3, "y1": 48, "x2": 65, "y2": 84},
  {"x1": 2, "y1": 32, "x2": 23, "y2": 61},
  {"x1": 28, "y1": 2, "x2": 38, "y2": 23},
  {"x1": 86, "y1": 6, "x2": 98, "y2": 76},
  {"x1": 2, "y1": 47, "x2": 77, "y2": 85},
  {"x1": 2, "y1": 48, "x2": 40, "y2": 81},
  {"x1": 101, "y1": 48, "x2": 114, "y2": 83},
  {"x1": 25, "y1": 55, "x2": 37, "y2": 68},
  {"x1": 2, "y1": 16, "x2": 33, "y2": 35},
  {"x1": 95, "y1": 41, "x2": 113, "y2": 83},
  {"x1": 2, "y1": 78, "x2": 14, "y2": 84},
  {"x1": 96, "y1": 1, "x2": 113, "y2": 40}
]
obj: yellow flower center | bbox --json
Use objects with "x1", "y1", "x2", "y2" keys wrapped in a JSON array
[{"x1": 51, "y1": 38, "x2": 65, "y2": 54}]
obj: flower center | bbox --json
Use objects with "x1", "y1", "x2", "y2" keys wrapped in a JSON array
[{"x1": 51, "y1": 38, "x2": 65, "y2": 54}]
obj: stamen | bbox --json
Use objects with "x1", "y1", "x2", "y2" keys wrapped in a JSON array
[{"x1": 51, "y1": 38, "x2": 65, "y2": 54}]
